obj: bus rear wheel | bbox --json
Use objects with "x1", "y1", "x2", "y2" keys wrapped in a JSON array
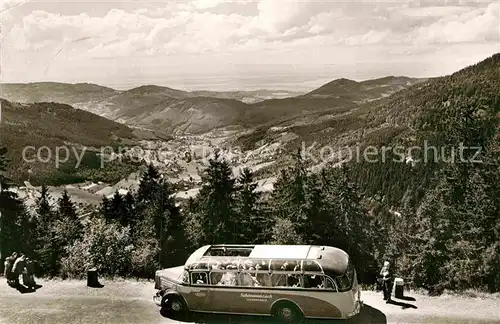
[{"x1": 273, "y1": 302, "x2": 304, "y2": 323}]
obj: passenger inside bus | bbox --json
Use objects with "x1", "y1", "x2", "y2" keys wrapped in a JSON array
[
  {"x1": 240, "y1": 272, "x2": 260, "y2": 286},
  {"x1": 256, "y1": 273, "x2": 271, "y2": 286},
  {"x1": 287, "y1": 274, "x2": 301, "y2": 287},
  {"x1": 303, "y1": 275, "x2": 325, "y2": 289},
  {"x1": 217, "y1": 272, "x2": 237, "y2": 286},
  {"x1": 192, "y1": 272, "x2": 208, "y2": 285}
]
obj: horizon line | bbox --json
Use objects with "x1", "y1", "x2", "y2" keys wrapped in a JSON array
[{"x1": 0, "y1": 74, "x2": 432, "y2": 93}]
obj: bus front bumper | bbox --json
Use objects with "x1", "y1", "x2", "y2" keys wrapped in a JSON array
[{"x1": 153, "y1": 291, "x2": 163, "y2": 307}]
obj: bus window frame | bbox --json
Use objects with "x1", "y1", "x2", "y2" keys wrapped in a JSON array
[
  {"x1": 325, "y1": 276, "x2": 339, "y2": 292},
  {"x1": 191, "y1": 271, "x2": 210, "y2": 286},
  {"x1": 181, "y1": 270, "x2": 190, "y2": 284},
  {"x1": 270, "y1": 259, "x2": 302, "y2": 272},
  {"x1": 301, "y1": 272, "x2": 337, "y2": 291},
  {"x1": 270, "y1": 271, "x2": 295, "y2": 288},
  {"x1": 209, "y1": 268, "x2": 239, "y2": 286},
  {"x1": 332, "y1": 261, "x2": 355, "y2": 292}
]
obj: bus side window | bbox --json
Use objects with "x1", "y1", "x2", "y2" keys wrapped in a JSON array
[
  {"x1": 287, "y1": 274, "x2": 301, "y2": 287},
  {"x1": 325, "y1": 277, "x2": 337, "y2": 291},
  {"x1": 254, "y1": 260, "x2": 269, "y2": 271},
  {"x1": 182, "y1": 271, "x2": 189, "y2": 284},
  {"x1": 255, "y1": 273, "x2": 272, "y2": 287},
  {"x1": 192, "y1": 272, "x2": 208, "y2": 285},
  {"x1": 303, "y1": 274, "x2": 325, "y2": 289},
  {"x1": 271, "y1": 273, "x2": 287, "y2": 287},
  {"x1": 210, "y1": 271, "x2": 223, "y2": 285},
  {"x1": 271, "y1": 260, "x2": 301, "y2": 271},
  {"x1": 216, "y1": 271, "x2": 238, "y2": 286},
  {"x1": 238, "y1": 272, "x2": 260, "y2": 287}
]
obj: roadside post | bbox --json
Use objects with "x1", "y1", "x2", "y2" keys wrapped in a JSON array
[
  {"x1": 87, "y1": 268, "x2": 101, "y2": 288},
  {"x1": 393, "y1": 277, "x2": 404, "y2": 299}
]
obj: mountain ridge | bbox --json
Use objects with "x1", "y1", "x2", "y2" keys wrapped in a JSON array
[{"x1": 1, "y1": 74, "x2": 423, "y2": 134}]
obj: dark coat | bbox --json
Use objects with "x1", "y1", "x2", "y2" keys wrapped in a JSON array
[{"x1": 26, "y1": 260, "x2": 35, "y2": 275}]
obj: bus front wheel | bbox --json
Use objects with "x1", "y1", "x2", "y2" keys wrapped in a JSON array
[
  {"x1": 162, "y1": 295, "x2": 187, "y2": 317},
  {"x1": 272, "y1": 302, "x2": 304, "y2": 323}
]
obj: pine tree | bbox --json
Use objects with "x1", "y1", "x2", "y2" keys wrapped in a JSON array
[
  {"x1": 35, "y1": 185, "x2": 57, "y2": 275},
  {"x1": 123, "y1": 191, "x2": 136, "y2": 228},
  {"x1": 0, "y1": 147, "x2": 26, "y2": 263},
  {"x1": 108, "y1": 191, "x2": 126, "y2": 225},
  {"x1": 235, "y1": 168, "x2": 261, "y2": 243},
  {"x1": 137, "y1": 164, "x2": 161, "y2": 202},
  {"x1": 270, "y1": 217, "x2": 304, "y2": 245},
  {"x1": 50, "y1": 190, "x2": 83, "y2": 276},
  {"x1": 269, "y1": 152, "x2": 308, "y2": 235},
  {"x1": 148, "y1": 180, "x2": 185, "y2": 267},
  {"x1": 156, "y1": 181, "x2": 187, "y2": 267},
  {"x1": 320, "y1": 166, "x2": 377, "y2": 282},
  {"x1": 100, "y1": 196, "x2": 111, "y2": 219},
  {"x1": 196, "y1": 152, "x2": 237, "y2": 243},
  {"x1": 37, "y1": 185, "x2": 52, "y2": 218}
]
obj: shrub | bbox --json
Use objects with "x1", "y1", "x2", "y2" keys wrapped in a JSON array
[{"x1": 60, "y1": 218, "x2": 133, "y2": 278}]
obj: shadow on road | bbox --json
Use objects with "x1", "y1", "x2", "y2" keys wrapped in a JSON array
[
  {"x1": 160, "y1": 304, "x2": 386, "y2": 324},
  {"x1": 8, "y1": 283, "x2": 43, "y2": 294},
  {"x1": 387, "y1": 299, "x2": 417, "y2": 309}
]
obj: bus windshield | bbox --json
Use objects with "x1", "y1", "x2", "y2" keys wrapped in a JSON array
[{"x1": 333, "y1": 262, "x2": 355, "y2": 292}]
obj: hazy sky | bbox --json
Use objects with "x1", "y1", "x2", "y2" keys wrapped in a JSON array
[{"x1": 1, "y1": 0, "x2": 499, "y2": 91}]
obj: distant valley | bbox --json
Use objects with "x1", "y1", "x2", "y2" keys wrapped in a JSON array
[
  {"x1": 0, "y1": 72, "x2": 434, "y2": 212},
  {"x1": 12, "y1": 63, "x2": 497, "y2": 212}
]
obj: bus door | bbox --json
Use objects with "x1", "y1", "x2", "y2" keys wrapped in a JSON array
[{"x1": 185, "y1": 271, "x2": 212, "y2": 311}]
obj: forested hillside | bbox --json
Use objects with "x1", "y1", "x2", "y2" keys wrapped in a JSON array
[
  {"x1": 349, "y1": 52, "x2": 500, "y2": 293},
  {"x1": 0, "y1": 99, "x2": 139, "y2": 184}
]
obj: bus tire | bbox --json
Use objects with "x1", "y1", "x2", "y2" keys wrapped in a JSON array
[
  {"x1": 162, "y1": 294, "x2": 187, "y2": 317},
  {"x1": 272, "y1": 301, "x2": 304, "y2": 323}
]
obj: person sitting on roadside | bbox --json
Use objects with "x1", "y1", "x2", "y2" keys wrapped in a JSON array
[
  {"x1": 3, "y1": 252, "x2": 17, "y2": 285},
  {"x1": 11, "y1": 254, "x2": 26, "y2": 286},
  {"x1": 24, "y1": 257, "x2": 36, "y2": 289}
]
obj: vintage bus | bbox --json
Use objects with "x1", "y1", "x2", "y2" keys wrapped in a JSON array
[{"x1": 153, "y1": 244, "x2": 363, "y2": 322}]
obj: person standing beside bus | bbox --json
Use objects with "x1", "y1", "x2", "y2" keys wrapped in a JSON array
[{"x1": 380, "y1": 261, "x2": 392, "y2": 302}]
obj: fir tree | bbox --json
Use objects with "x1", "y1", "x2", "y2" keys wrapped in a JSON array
[
  {"x1": 50, "y1": 190, "x2": 83, "y2": 276},
  {"x1": 0, "y1": 147, "x2": 26, "y2": 262},
  {"x1": 196, "y1": 152, "x2": 237, "y2": 243},
  {"x1": 35, "y1": 185, "x2": 57, "y2": 275},
  {"x1": 235, "y1": 168, "x2": 261, "y2": 243},
  {"x1": 137, "y1": 163, "x2": 161, "y2": 202}
]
